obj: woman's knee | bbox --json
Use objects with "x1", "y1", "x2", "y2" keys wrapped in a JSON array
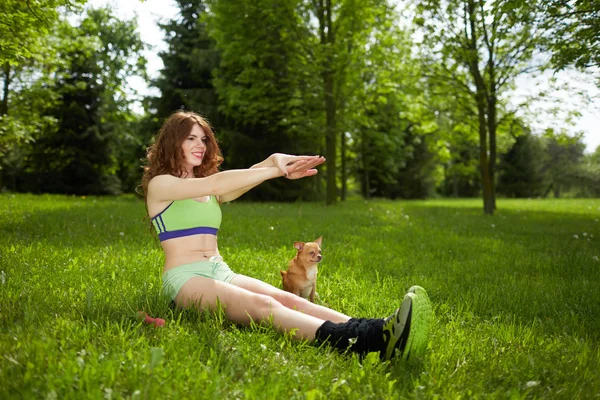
[
  {"x1": 245, "y1": 293, "x2": 284, "y2": 319},
  {"x1": 274, "y1": 291, "x2": 308, "y2": 309}
]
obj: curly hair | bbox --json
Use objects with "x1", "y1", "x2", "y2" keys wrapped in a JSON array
[{"x1": 139, "y1": 111, "x2": 224, "y2": 206}]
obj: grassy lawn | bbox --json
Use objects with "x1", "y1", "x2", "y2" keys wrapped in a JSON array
[{"x1": 1, "y1": 194, "x2": 598, "y2": 399}]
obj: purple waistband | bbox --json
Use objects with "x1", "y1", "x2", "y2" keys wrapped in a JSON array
[{"x1": 159, "y1": 227, "x2": 218, "y2": 242}]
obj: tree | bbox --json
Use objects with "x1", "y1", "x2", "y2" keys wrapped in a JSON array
[
  {"x1": 332, "y1": 2, "x2": 427, "y2": 200},
  {"x1": 0, "y1": 0, "x2": 85, "y2": 65},
  {"x1": 579, "y1": 145, "x2": 600, "y2": 197},
  {"x1": 20, "y1": 7, "x2": 146, "y2": 194},
  {"x1": 349, "y1": 28, "x2": 439, "y2": 200},
  {"x1": 0, "y1": 56, "x2": 60, "y2": 189},
  {"x1": 0, "y1": 0, "x2": 86, "y2": 188},
  {"x1": 541, "y1": 130, "x2": 587, "y2": 198},
  {"x1": 205, "y1": 0, "x2": 323, "y2": 200},
  {"x1": 541, "y1": 1, "x2": 600, "y2": 83},
  {"x1": 497, "y1": 128, "x2": 546, "y2": 198},
  {"x1": 301, "y1": 0, "x2": 396, "y2": 204},
  {"x1": 202, "y1": 0, "x2": 426, "y2": 202},
  {"x1": 438, "y1": 122, "x2": 481, "y2": 198},
  {"x1": 414, "y1": 0, "x2": 547, "y2": 214},
  {"x1": 151, "y1": 0, "x2": 220, "y2": 124}
]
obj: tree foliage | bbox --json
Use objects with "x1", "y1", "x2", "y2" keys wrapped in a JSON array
[
  {"x1": 1, "y1": 0, "x2": 597, "y2": 201},
  {"x1": 0, "y1": 0, "x2": 85, "y2": 64},
  {"x1": 11, "y1": 7, "x2": 146, "y2": 194},
  {"x1": 497, "y1": 130, "x2": 546, "y2": 198},
  {"x1": 1, "y1": 0, "x2": 86, "y2": 186},
  {"x1": 413, "y1": 0, "x2": 548, "y2": 213},
  {"x1": 541, "y1": 130, "x2": 587, "y2": 198},
  {"x1": 204, "y1": 0, "x2": 322, "y2": 200},
  {"x1": 151, "y1": 0, "x2": 220, "y2": 123},
  {"x1": 541, "y1": 0, "x2": 600, "y2": 79}
]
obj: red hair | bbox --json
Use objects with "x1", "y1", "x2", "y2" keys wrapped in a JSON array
[{"x1": 140, "y1": 111, "x2": 223, "y2": 205}]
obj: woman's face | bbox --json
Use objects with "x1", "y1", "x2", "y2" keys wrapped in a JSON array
[{"x1": 181, "y1": 124, "x2": 207, "y2": 172}]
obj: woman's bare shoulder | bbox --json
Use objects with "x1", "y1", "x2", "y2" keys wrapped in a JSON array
[
  {"x1": 148, "y1": 174, "x2": 178, "y2": 189},
  {"x1": 148, "y1": 173, "x2": 212, "y2": 203},
  {"x1": 147, "y1": 174, "x2": 180, "y2": 201},
  {"x1": 146, "y1": 175, "x2": 179, "y2": 216}
]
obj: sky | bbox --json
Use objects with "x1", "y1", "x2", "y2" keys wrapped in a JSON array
[{"x1": 87, "y1": 0, "x2": 600, "y2": 153}]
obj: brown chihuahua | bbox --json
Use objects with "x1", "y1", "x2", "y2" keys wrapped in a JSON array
[{"x1": 280, "y1": 236, "x2": 323, "y2": 302}]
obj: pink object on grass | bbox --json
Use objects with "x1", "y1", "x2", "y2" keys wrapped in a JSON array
[{"x1": 138, "y1": 311, "x2": 165, "y2": 328}]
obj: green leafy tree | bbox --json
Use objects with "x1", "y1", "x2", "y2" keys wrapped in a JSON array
[
  {"x1": 206, "y1": 0, "x2": 322, "y2": 200},
  {"x1": 20, "y1": 7, "x2": 146, "y2": 194},
  {"x1": 0, "y1": 57, "x2": 60, "y2": 189},
  {"x1": 579, "y1": 146, "x2": 600, "y2": 197},
  {"x1": 416, "y1": 68, "x2": 482, "y2": 197},
  {"x1": 0, "y1": 0, "x2": 85, "y2": 65},
  {"x1": 590, "y1": 145, "x2": 600, "y2": 165},
  {"x1": 300, "y1": 0, "x2": 398, "y2": 204},
  {"x1": 414, "y1": 0, "x2": 547, "y2": 214},
  {"x1": 541, "y1": 0, "x2": 600, "y2": 83},
  {"x1": 146, "y1": 0, "x2": 226, "y2": 196},
  {"x1": 151, "y1": 0, "x2": 220, "y2": 124},
  {"x1": 541, "y1": 130, "x2": 587, "y2": 197},
  {"x1": 351, "y1": 49, "x2": 439, "y2": 200},
  {"x1": 335, "y1": 3, "x2": 429, "y2": 200},
  {"x1": 0, "y1": 0, "x2": 85, "y2": 188},
  {"x1": 439, "y1": 123, "x2": 481, "y2": 198},
  {"x1": 497, "y1": 128, "x2": 546, "y2": 198}
]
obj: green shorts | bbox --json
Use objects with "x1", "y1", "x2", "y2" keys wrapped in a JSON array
[{"x1": 162, "y1": 256, "x2": 237, "y2": 300}]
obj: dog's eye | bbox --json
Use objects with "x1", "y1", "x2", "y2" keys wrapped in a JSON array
[{"x1": 309, "y1": 251, "x2": 314, "y2": 255}]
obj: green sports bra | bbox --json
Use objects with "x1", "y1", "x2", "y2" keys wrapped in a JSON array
[{"x1": 151, "y1": 196, "x2": 222, "y2": 242}]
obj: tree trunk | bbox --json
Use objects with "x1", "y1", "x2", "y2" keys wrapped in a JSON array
[
  {"x1": 0, "y1": 62, "x2": 12, "y2": 190},
  {"x1": 361, "y1": 131, "x2": 370, "y2": 198},
  {"x1": 340, "y1": 130, "x2": 347, "y2": 201},
  {"x1": 1, "y1": 62, "x2": 11, "y2": 116},
  {"x1": 453, "y1": 173, "x2": 458, "y2": 197},
  {"x1": 318, "y1": 0, "x2": 337, "y2": 205},
  {"x1": 487, "y1": 94, "x2": 497, "y2": 211},
  {"x1": 484, "y1": 14, "x2": 498, "y2": 212},
  {"x1": 466, "y1": 0, "x2": 493, "y2": 215},
  {"x1": 476, "y1": 98, "x2": 493, "y2": 215},
  {"x1": 324, "y1": 69, "x2": 337, "y2": 204}
]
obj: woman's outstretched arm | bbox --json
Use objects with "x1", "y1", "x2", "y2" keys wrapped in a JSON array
[
  {"x1": 148, "y1": 167, "x2": 281, "y2": 203},
  {"x1": 218, "y1": 155, "x2": 325, "y2": 203},
  {"x1": 148, "y1": 155, "x2": 324, "y2": 203}
]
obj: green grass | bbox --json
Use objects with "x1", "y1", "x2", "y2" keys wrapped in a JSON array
[{"x1": 1, "y1": 194, "x2": 599, "y2": 399}]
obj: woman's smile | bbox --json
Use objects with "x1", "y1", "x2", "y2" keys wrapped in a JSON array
[{"x1": 182, "y1": 124, "x2": 207, "y2": 170}]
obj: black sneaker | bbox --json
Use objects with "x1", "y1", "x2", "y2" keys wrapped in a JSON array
[{"x1": 381, "y1": 286, "x2": 432, "y2": 361}]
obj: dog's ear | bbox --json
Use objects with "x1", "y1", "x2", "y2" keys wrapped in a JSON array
[
  {"x1": 314, "y1": 236, "x2": 323, "y2": 246},
  {"x1": 294, "y1": 241, "x2": 305, "y2": 251}
]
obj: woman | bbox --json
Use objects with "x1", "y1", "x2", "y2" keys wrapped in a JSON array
[{"x1": 140, "y1": 110, "x2": 432, "y2": 361}]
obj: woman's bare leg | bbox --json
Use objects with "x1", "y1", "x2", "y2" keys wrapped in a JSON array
[
  {"x1": 174, "y1": 275, "x2": 325, "y2": 340},
  {"x1": 230, "y1": 274, "x2": 350, "y2": 323}
]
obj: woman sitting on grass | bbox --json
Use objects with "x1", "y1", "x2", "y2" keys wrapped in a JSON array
[{"x1": 139, "y1": 110, "x2": 432, "y2": 361}]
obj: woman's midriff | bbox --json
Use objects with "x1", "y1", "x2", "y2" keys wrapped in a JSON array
[{"x1": 161, "y1": 234, "x2": 220, "y2": 272}]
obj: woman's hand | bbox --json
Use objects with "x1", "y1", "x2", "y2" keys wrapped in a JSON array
[
  {"x1": 270, "y1": 153, "x2": 310, "y2": 175},
  {"x1": 283, "y1": 156, "x2": 326, "y2": 180},
  {"x1": 265, "y1": 153, "x2": 324, "y2": 178}
]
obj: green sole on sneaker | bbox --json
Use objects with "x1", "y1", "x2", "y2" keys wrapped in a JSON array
[
  {"x1": 406, "y1": 286, "x2": 432, "y2": 359},
  {"x1": 382, "y1": 287, "x2": 432, "y2": 361}
]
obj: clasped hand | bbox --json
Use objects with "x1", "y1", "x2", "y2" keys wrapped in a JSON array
[{"x1": 270, "y1": 153, "x2": 326, "y2": 179}]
